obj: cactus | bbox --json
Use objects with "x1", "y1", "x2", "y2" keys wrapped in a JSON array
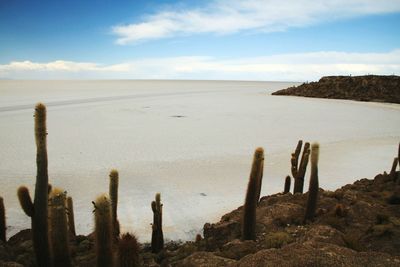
[
  {"x1": 304, "y1": 143, "x2": 320, "y2": 222},
  {"x1": 0, "y1": 197, "x2": 5, "y2": 242},
  {"x1": 291, "y1": 140, "x2": 310, "y2": 194},
  {"x1": 49, "y1": 188, "x2": 71, "y2": 267},
  {"x1": 390, "y1": 158, "x2": 399, "y2": 179},
  {"x1": 242, "y1": 147, "x2": 264, "y2": 241},
  {"x1": 93, "y1": 194, "x2": 113, "y2": 267},
  {"x1": 116, "y1": 233, "x2": 140, "y2": 267},
  {"x1": 17, "y1": 103, "x2": 50, "y2": 266},
  {"x1": 254, "y1": 149, "x2": 265, "y2": 203},
  {"x1": 284, "y1": 176, "x2": 291, "y2": 194},
  {"x1": 66, "y1": 196, "x2": 76, "y2": 237},
  {"x1": 151, "y1": 193, "x2": 164, "y2": 253},
  {"x1": 109, "y1": 169, "x2": 120, "y2": 238}
]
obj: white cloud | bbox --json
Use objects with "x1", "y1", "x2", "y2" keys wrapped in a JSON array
[
  {"x1": 1, "y1": 50, "x2": 399, "y2": 81},
  {"x1": 112, "y1": 0, "x2": 400, "y2": 44}
]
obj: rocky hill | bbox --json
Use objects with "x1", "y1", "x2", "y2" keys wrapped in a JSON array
[{"x1": 272, "y1": 75, "x2": 400, "y2": 104}]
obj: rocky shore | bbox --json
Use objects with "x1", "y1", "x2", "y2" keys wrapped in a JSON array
[
  {"x1": 1, "y1": 164, "x2": 400, "y2": 266},
  {"x1": 272, "y1": 75, "x2": 400, "y2": 104}
]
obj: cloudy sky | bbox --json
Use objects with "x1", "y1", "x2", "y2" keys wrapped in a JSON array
[{"x1": 1, "y1": 0, "x2": 400, "y2": 81}]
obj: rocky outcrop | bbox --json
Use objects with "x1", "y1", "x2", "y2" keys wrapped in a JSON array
[{"x1": 272, "y1": 75, "x2": 400, "y2": 104}]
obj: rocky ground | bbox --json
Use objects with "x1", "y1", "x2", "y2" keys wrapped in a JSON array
[
  {"x1": 272, "y1": 75, "x2": 400, "y2": 104},
  {"x1": 1, "y1": 168, "x2": 400, "y2": 266}
]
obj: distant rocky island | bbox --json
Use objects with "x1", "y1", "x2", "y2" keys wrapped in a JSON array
[{"x1": 272, "y1": 75, "x2": 400, "y2": 104}]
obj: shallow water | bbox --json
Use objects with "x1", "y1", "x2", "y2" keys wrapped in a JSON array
[{"x1": 0, "y1": 80, "x2": 399, "y2": 241}]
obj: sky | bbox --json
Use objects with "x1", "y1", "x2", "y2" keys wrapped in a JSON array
[{"x1": 0, "y1": 0, "x2": 400, "y2": 81}]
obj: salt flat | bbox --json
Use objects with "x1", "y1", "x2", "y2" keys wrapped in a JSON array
[{"x1": 0, "y1": 80, "x2": 399, "y2": 241}]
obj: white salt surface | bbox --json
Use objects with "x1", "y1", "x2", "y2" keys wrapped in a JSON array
[{"x1": 0, "y1": 80, "x2": 399, "y2": 241}]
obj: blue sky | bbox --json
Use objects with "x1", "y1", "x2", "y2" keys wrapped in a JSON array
[{"x1": 1, "y1": 0, "x2": 400, "y2": 80}]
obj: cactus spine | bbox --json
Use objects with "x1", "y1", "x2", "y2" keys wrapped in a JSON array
[
  {"x1": 94, "y1": 194, "x2": 113, "y2": 267},
  {"x1": 291, "y1": 140, "x2": 310, "y2": 194},
  {"x1": 109, "y1": 169, "x2": 120, "y2": 238},
  {"x1": 242, "y1": 147, "x2": 264, "y2": 241},
  {"x1": 151, "y1": 193, "x2": 164, "y2": 253},
  {"x1": 66, "y1": 196, "x2": 76, "y2": 237},
  {"x1": 17, "y1": 103, "x2": 50, "y2": 266},
  {"x1": 284, "y1": 175, "x2": 291, "y2": 194},
  {"x1": 0, "y1": 197, "x2": 5, "y2": 242},
  {"x1": 304, "y1": 143, "x2": 320, "y2": 222},
  {"x1": 49, "y1": 188, "x2": 71, "y2": 267},
  {"x1": 116, "y1": 233, "x2": 140, "y2": 267}
]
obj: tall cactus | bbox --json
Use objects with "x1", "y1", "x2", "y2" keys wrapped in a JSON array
[
  {"x1": 151, "y1": 193, "x2": 164, "y2": 253},
  {"x1": 109, "y1": 169, "x2": 120, "y2": 238},
  {"x1": 0, "y1": 197, "x2": 5, "y2": 242},
  {"x1": 93, "y1": 194, "x2": 113, "y2": 267},
  {"x1": 66, "y1": 196, "x2": 76, "y2": 237},
  {"x1": 304, "y1": 143, "x2": 320, "y2": 222},
  {"x1": 49, "y1": 188, "x2": 71, "y2": 267},
  {"x1": 116, "y1": 233, "x2": 140, "y2": 267},
  {"x1": 242, "y1": 147, "x2": 264, "y2": 241},
  {"x1": 291, "y1": 140, "x2": 310, "y2": 193},
  {"x1": 17, "y1": 103, "x2": 50, "y2": 266},
  {"x1": 284, "y1": 175, "x2": 291, "y2": 194}
]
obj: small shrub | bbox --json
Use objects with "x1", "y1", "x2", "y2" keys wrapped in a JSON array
[
  {"x1": 371, "y1": 224, "x2": 394, "y2": 237},
  {"x1": 264, "y1": 232, "x2": 293, "y2": 249}
]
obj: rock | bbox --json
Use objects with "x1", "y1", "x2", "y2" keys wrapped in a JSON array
[
  {"x1": 217, "y1": 239, "x2": 257, "y2": 260},
  {"x1": 232, "y1": 242, "x2": 400, "y2": 267},
  {"x1": 0, "y1": 261, "x2": 24, "y2": 267},
  {"x1": 302, "y1": 225, "x2": 345, "y2": 246},
  {"x1": 175, "y1": 252, "x2": 235, "y2": 267}
]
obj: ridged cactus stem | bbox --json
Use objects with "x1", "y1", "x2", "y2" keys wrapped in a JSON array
[
  {"x1": 17, "y1": 103, "x2": 51, "y2": 266},
  {"x1": 0, "y1": 197, "x2": 5, "y2": 242},
  {"x1": 284, "y1": 176, "x2": 291, "y2": 194},
  {"x1": 242, "y1": 147, "x2": 264, "y2": 241},
  {"x1": 17, "y1": 186, "x2": 34, "y2": 217},
  {"x1": 390, "y1": 158, "x2": 399, "y2": 179},
  {"x1": 116, "y1": 233, "x2": 140, "y2": 267},
  {"x1": 255, "y1": 150, "x2": 265, "y2": 203},
  {"x1": 292, "y1": 140, "x2": 310, "y2": 194},
  {"x1": 304, "y1": 143, "x2": 320, "y2": 222},
  {"x1": 49, "y1": 188, "x2": 71, "y2": 267},
  {"x1": 109, "y1": 169, "x2": 120, "y2": 238},
  {"x1": 66, "y1": 197, "x2": 76, "y2": 237},
  {"x1": 94, "y1": 195, "x2": 113, "y2": 267},
  {"x1": 151, "y1": 193, "x2": 164, "y2": 253}
]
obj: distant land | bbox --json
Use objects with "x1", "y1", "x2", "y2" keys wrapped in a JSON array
[{"x1": 272, "y1": 75, "x2": 400, "y2": 104}]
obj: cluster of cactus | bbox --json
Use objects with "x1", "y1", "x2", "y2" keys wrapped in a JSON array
[
  {"x1": 0, "y1": 197, "x2": 5, "y2": 242},
  {"x1": 10, "y1": 102, "x2": 399, "y2": 266},
  {"x1": 291, "y1": 140, "x2": 310, "y2": 193},
  {"x1": 17, "y1": 103, "x2": 50, "y2": 266},
  {"x1": 242, "y1": 147, "x2": 264, "y2": 241},
  {"x1": 304, "y1": 143, "x2": 320, "y2": 222},
  {"x1": 49, "y1": 188, "x2": 71, "y2": 267},
  {"x1": 151, "y1": 193, "x2": 164, "y2": 253}
]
